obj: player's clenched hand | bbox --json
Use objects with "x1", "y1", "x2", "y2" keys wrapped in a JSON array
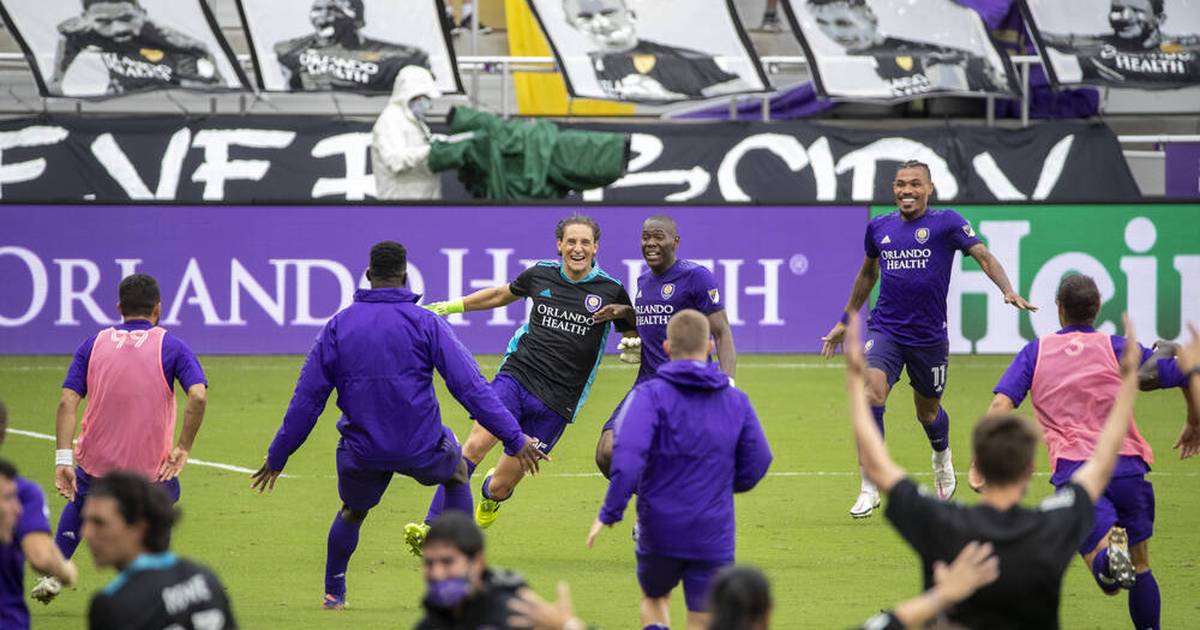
[
  {"x1": 821, "y1": 321, "x2": 847, "y2": 359},
  {"x1": 250, "y1": 460, "x2": 282, "y2": 494},
  {"x1": 932, "y1": 541, "x2": 999, "y2": 604},
  {"x1": 54, "y1": 465, "x2": 77, "y2": 502},
  {"x1": 586, "y1": 518, "x2": 611, "y2": 548},
  {"x1": 514, "y1": 435, "x2": 550, "y2": 475},
  {"x1": 157, "y1": 446, "x2": 189, "y2": 482},
  {"x1": 1003, "y1": 292, "x2": 1038, "y2": 312}
]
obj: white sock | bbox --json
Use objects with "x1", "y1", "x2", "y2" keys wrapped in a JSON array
[{"x1": 933, "y1": 447, "x2": 953, "y2": 467}]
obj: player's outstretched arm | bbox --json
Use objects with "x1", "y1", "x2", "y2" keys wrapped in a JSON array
[
  {"x1": 822, "y1": 256, "x2": 878, "y2": 359},
  {"x1": 22, "y1": 533, "x2": 78, "y2": 589},
  {"x1": 1072, "y1": 314, "x2": 1141, "y2": 501},
  {"x1": 1172, "y1": 322, "x2": 1200, "y2": 458},
  {"x1": 425, "y1": 286, "x2": 521, "y2": 317},
  {"x1": 885, "y1": 541, "x2": 999, "y2": 628},
  {"x1": 966, "y1": 243, "x2": 1036, "y2": 311},
  {"x1": 844, "y1": 313, "x2": 904, "y2": 493}
]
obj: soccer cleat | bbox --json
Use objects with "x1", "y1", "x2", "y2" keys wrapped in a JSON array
[
  {"x1": 476, "y1": 468, "x2": 502, "y2": 529},
  {"x1": 1106, "y1": 527, "x2": 1137, "y2": 589},
  {"x1": 322, "y1": 593, "x2": 346, "y2": 610},
  {"x1": 404, "y1": 522, "x2": 431, "y2": 557},
  {"x1": 932, "y1": 449, "x2": 957, "y2": 501},
  {"x1": 849, "y1": 486, "x2": 880, "y2": 519},
  {"x1": 31, "y1": 575, "x2": 62, "y2": 605}
]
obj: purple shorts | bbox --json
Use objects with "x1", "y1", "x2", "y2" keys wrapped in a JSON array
[
  {"x1": 492, "y1": 373, "x2": 568, "y2": 455},
  {"x1": 336, "y1": 426, "x2": 461, "y2": 511},
  {"x1": 865, "y1": 328, "x2": 949, "y2": 399},
  {"x1": 75, "y1": 465, "x2": 181, "y2": 504},
  {"x1": 1055, "y1": 474, "x2": 1155, "y2": 554},
  {"x1": 636, "y1": 553, "x2": 729, "y2": 612},
  {"x1": 600, "y1": 389, "x2": 636, "y2": 434}
]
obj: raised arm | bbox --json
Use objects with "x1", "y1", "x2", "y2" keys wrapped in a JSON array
[
  {"x1": 1071, "y1": 314, "x2": 1142, "y2": 501},
  {"x1": 821, "y1": 256, "x2": 879, "y2": 359},
  {"x1": 426, "y1": 285, "x2": 521, "y2": 316},
  {"x1": 966, "y1": 243, "x2": 1036, "y2": 311},
  {"x1": 845, "y1": 313, "x2": 905, "y2": 493}
]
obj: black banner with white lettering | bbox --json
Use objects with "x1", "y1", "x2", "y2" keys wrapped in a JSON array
[
  {"x1": 0, "y1": 115, "x2": 1138, "y2": 203},
  {"x1": 1021, "y1": 0, "x2": 1200, "y2": 89}
]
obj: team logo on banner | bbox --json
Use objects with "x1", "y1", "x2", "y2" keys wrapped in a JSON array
[
  {"x1": 915, "y1": 227, "x2": 930, "y2": 244},
  {"x1": 661, "y1": 283, "x2": 676, "y2": 300},
  {"x1": 584, "y1": 294, "x2": 603, "y2": 313}
]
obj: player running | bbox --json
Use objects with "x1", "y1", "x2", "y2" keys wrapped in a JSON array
[
  {"x1": 980, "y1": 274, "x2": 1197, "y2": 630},
  {"x1": 251, "y1": 242, "x2": 543, "y2": 609},
  {"x1": 409, "y1": 214, "x2": 635, "y2": 547},
  {"x1": 821, "y1": 160, "x2": 1035, "y2": 518},
  {"x1": 593, "y1": 214, "x2": 736, "y2": 478},
  {"x1": 33, "y1": 273, "x2": 208, "y2": 604}
]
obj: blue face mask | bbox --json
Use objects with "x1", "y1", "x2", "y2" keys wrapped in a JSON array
[{"x1": 426, "y1": 575, "x2": 471, "y2": 609}]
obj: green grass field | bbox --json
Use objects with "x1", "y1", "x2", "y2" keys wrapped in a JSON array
[{"x1": 3, "y1": 354, "x2": 1198, "y2": 629}]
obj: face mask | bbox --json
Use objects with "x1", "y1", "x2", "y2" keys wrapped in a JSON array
[
  {"x1": 409, "y1": 97, "x2": 432, "y2": 121},
  {"x1": 426, "y1": 575, "x2": 471, "y2": 608}
]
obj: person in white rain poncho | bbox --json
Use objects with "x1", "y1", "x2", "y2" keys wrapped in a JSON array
[{"x1": 371, "y1": 66, "x2": 442, "y2": 200}]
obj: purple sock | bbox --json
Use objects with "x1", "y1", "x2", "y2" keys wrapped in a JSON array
[
  {"x1": 871, "y1": 406, "x2": 885, "y2": 439},
  {"x1": 1128, "y1": 570, "x2": 1160, "y2": 630},
  {"x1": 426, "y1": 459, "x2": 477, "y2": 523},
  {"x1": 1091, "y1": 548, "x2": 1120, "y2": 594},
  {"x1": 54, "y1": 499, "x2": 83, "y2": 559},
  {"x1": 481, "y1": 473, "x2": 511, "y2": 502},
  {"x1": 922, "y1": 407, "x2": 950, "y2": 452},
  {"x1": 644, "y1": 625, "x2": 669, "y2": 630},
  {"x1": 325, "y1": 512, "x2": 362, "y2": 598}
]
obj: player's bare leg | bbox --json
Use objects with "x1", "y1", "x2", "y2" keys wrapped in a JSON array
[
  {"x1": 916, "y1": 391, "x2": 955, "y2": 500},
  {"x1": 595, "y1": 429, "x2": 615, "y2": 478},
  {"x1": 686, "y1": 611, "x2": 712, "y2": 630},
  {"x1": 640, "y1": 594, "x2": 671, "y2": 629},
  {"x1": 462, "y1": 421, "x2": 500, "y2": 464},
  {"x1": 475, "y1": 450, "x2": 529, "y2": 528},
  {"x1": 409, "y1": 422, "x2": 501, "y2": 553},
  {"x1": 851, "y1": 368, "x2": 889, "y2": 518}
]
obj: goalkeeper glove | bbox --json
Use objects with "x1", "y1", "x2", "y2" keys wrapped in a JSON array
[
  {"x1": 424, "y1": 299, "x2": 465, "y2": 317},
  {"x1": 618, "y1": 337, "x2": 642, "y2": 364}
]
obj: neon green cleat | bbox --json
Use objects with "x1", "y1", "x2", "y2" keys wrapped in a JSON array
[
  {"x1": 404, "y1": 522, "x2": 431, "y2": 557},
  {"x1": 475, "y1": 468, "x2": 502, "y2": 529}
]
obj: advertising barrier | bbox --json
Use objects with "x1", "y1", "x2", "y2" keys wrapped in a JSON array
[{"x1": 0, "y1": 205, "x2": 865, "y2": 355}]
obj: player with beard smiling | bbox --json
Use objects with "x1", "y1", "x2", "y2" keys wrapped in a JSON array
[
  {"x1": 273, "y1": 0, "x2": 431, "y2": 92},
  {"x1": 49, "y1": 0, "x2": 225, "y2": 96},
  {"x1": 821, "y1": 160, "x2": 1034, "y2": 519}
]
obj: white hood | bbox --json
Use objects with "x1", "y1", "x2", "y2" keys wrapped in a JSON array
[{"x1": 389, "y1": 65, "x2": 441, "y2": 107}]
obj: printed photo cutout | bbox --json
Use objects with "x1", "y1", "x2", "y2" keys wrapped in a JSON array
[
  {"x1": 0, "y1": 0, "x2": 247, "y2": 98},
  {"x1": 236, "y1": 0, "x2": 462, "y2": 94},
  {"x1": 1021, "y1": 0, "x2": 1200, "y2": 89},
  {"x1": 527, "y1": 0, "x2": 770, "y2": 103},
  {"x1": 783, "y1": 0, "x2": 1017, "y2": 101}
]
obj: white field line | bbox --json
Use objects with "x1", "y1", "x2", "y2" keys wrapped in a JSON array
[
  {"x1": 8, "y1": 428, "x2": 273, "y2": 476},
  {"x1": 12, "y1": 429, "x2": 1198, "y2": 481}
]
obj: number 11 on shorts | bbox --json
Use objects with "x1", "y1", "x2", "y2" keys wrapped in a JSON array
[{"x1": 931, "y1": 364, "x2": 947, "y2": 392}]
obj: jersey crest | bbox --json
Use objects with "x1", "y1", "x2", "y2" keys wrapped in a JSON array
[
  {"x1": 661, "y1": 283, "x2": 676, "y2": 300},
  {"x1": 584, "y1": 294, "x2": 603, "y2": 313},
  {"x1": 915, "y1": 227, "x2": 930, "y2": 244}
]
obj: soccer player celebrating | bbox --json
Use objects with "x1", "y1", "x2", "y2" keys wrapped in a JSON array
[
  {"x1": 845, "y1": 311, "x2": 1143, "y2": 628},
  {"x1": 34, "y1": 273, "x2": 207, "y2": 604},
  {"x1": 821, "y1": 159, "x2": 1035, "y2": 518},
  {"x1": 411, "y1": 214, "x2": 634, "y2": 543},
  {"x1": 592, "y1": 214, "x2": 736, "y2": 478},
  {"x1": 588, "y1": 310, "x2": 772, "y2": 630},
  {"x1": 251, "y1": 242, "x2": 543, "y2": 609},
  {"x1": 983, "y1": 275, "x2": 1197, "y2": 629}
]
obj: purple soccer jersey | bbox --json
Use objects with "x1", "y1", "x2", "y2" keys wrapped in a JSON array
[
  {"x1": 634, "y1": 260, "x2": 724, "y2": 383},
  {"x1": 865, "y1": 209, "x2": 981, "y2": 346},
  {"x1": 1, "y1": 478, "x2": 52, "y2": 630}
]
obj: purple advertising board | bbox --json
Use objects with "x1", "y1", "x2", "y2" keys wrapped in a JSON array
[
  {"x1": 0, "y1": 205, "x2": 866, "y2": 355},
  {"x1": 1166, "y1": 143, "x2": 1200, "y2": 199}
]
